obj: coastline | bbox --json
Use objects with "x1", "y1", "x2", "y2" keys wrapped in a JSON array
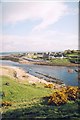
[
  {"x1": 19, "y1": 59, "x2": 79, "y2": 67},
  {"x1": 0, "y1": 65, "x2": 64, "y2": 88},
  {"x1": 0, "y1": 55, "x2": 79, "y2": 67},
  {"x1": 0, "y1": 65, "x2": 47, "y2": 84}
]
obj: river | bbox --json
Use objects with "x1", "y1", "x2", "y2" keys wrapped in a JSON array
[{"x1": 0, "y1": 60, "x2": 78, "y2": 86}]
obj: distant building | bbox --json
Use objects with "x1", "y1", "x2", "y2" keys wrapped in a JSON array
[
  {"x1": 49, "y1": 55, "x2": 55, "y2": 59},
  {"x1": 43, "y1": 53, "x2": 49, "y2": 59},
  {"x1": 37, "y1": 53, "x2": 43, "y2": 58}
]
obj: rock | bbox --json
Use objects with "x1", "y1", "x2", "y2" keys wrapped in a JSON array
[
  {"x1": 68, "y1": 69, "x2": 73, "y2": 73},
  {"x1": 4, "y1": 82, "x2": 10, "y2": 86}
]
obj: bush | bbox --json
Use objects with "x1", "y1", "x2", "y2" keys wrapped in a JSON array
[
  {"x1": 2, "y1": 101, "x2": 12, "y2": 107},
  {"x1": 66, "y1": 86, "x2": 78, "y2": 100},
  {"x1": 47, "y1": 86, "x2": 78, "y2": 106},
  {"x1": 48, "y1": 91, "x2": 68, "y2": 105},
  {"x1": 44, "y1": 83, "x2": 54, "y2": 88},
  {"x1": 32, "y1": 83, "x2": 36, "y2": 86}
]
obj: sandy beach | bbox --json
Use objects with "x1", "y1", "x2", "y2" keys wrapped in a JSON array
[{"x1": 0, "y1": 65, "x2": 50, "y2": 84}]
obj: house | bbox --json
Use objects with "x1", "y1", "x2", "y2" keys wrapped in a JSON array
[
  {"x1": 49, "y1": 53, "x2": 55, "y2": 59},
  {"x1": 43, "y1": 53, "x2": 50, "y2": 59},
  {"x1": 37, "y1": 53, "x2": 43, "y2": 59}
]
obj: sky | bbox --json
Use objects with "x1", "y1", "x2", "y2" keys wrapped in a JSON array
[{"x1": 0, "y1": 1, "x2": 79, "y2": 52}]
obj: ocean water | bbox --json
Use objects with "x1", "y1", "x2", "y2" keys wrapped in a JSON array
[{"x1": 0, "y1": 52, "x2": 26, "y2": 56}]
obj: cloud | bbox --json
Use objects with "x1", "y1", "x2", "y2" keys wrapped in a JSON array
[
  {"x1": 2, "y1": 2, "x2": 68, "y2": 30},
  {"x1": 0, "y1": 3, "x2": 2, "y2": 24},
  {"x1": 1, "y1": 2, "x2": 78, "y2": 52},
  {"x1": 2, "y1": 30, "x2": 78, "y2": 52}
]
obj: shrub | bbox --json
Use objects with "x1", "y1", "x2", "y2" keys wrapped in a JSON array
[
  {"x1": 47, "y1": 86, "x2": 78, "y2": 106},
  {"x1": 2, "y1": 101, "x2": 12, "y2": 107},
  {"x1": 77, "y1": 88, "x2": 80, "y2": 99},
  {"x1": 48, "y1": 91, "x2": 68, "y2": 105},
  {"x1": 32, "y1": 83, "x2": 36, "y2": 86},
  {"x1": 44, "y1": 83, "x2": 54, "y2": 88},
  {"x1": 66, "y1": 86, "x2": 78, "y2": 100}
]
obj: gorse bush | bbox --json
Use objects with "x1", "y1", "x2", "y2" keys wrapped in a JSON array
[
  {"x1": 2, "y1": 101, "x2": 12, "y2": 107},
  {"x1": 66, "y1": 86, "x2": 78, "y2": 100},
  {"x1": 32, "y1": 83, "x2": 36, "y2": 86},
  {"x1": 48, "y1": 91, "x2": 68, "y2": 105},
  {"x1": 48, "y1": 86, "x2": 79, "y2": 106},
  {"x1": 44, "y1": 83, "x2": 54, "y2": 88}
]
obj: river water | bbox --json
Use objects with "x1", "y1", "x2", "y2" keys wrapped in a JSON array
[{"x1": 0, "y1": 60, "x2": 78, "y2": 86}]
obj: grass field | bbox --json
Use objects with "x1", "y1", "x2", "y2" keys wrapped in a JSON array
[
  {"x1": 66, "y1": 53, "x2": 78, "y2": 57},
  {"x1": 1, "y1": 76, "x2": 51, "y2": 102},
  {"x1": 50, "y1": 58, "x2": 71, "y2": 66},
  {"x1": 1, "y1": 76, "x2": 80, "y2": 119}
]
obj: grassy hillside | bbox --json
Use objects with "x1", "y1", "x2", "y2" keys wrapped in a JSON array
[
  {"x1": 1, "y1": 76, "x2": 51, "y2": 115},
  {"x1": 1, "y1": 76, "x2": 80, "y2": 119},
  {"x1": 1, "y1": 76, "x2": 51, "y2": 103}
]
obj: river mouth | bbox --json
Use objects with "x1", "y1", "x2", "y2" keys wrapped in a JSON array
[{"x1": 0, "y1": 60, "x2": 78, "y2": 86}]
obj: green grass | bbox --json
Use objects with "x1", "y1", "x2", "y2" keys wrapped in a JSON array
[
  {"x1": 1, "y1": 76, "x2": 80, "y2": 119},
  {"x1": 50, "y1": 58, "x2": 70, "y2": 66},
  {"x1": 66, "y1": 53, "x2": 78, "y2": 57},
  {"x1": 2, "y1": 99, "x2": 80, "y2": 120},
  {"x1": 1, "y1": 76, "x2": 51, "y2": 103}
]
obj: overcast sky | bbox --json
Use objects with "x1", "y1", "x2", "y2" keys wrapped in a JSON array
[{"x1": 0, "y1": 1, "x2": 78, "y2": 52}]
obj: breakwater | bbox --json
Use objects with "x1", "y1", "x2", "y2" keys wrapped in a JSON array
[{"x1": 35, "y1": 71, "x2": 64, "y2": 84}]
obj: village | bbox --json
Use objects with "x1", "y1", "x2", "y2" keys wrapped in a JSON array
[{"x1": 0, "y1": 50, "x2": 80, "y2": 65}]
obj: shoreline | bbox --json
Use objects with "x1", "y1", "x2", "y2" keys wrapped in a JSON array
[
  {"x1": 0, "y1": 65, "x2": 65, "y2": 89},
  {"x1": 0, "y1": 65, "x2": 47, "y2": 84},
  {"x1": 19, "y1": 59, "x2": 79, "y2": 67},
  {"x1": 0, "y1": 57, "x2": 79, "y2": 67}
]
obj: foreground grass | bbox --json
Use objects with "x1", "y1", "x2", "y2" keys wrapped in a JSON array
[
  {"x1": 1, "y1": 76, "x2": 51, "y2": 103},
  {"x1": 2, "y1": 100, "x2": 80, "y2": 120},
  {"x1": 1, "y1": 76, "x2": 80, "y2": 119}
]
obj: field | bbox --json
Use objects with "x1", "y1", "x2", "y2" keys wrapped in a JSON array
[
  {"x1": 1, "y1": 76, "x2": 80, "y2": 119},
  {"x1": 50, "y1": 58, "x2": 71, "y2": 66}
]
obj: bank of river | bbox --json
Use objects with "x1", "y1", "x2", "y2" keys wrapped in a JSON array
[{"x1": 0, "y1": 60, "x2": 78, "y2": 86}]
